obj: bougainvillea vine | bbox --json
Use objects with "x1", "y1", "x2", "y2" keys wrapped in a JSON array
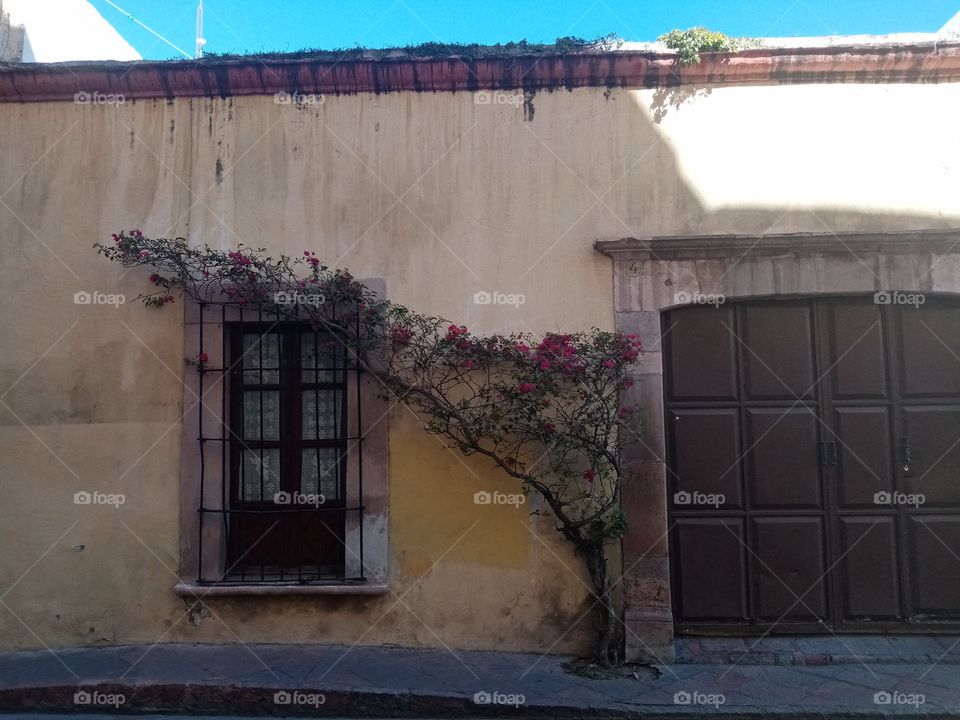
[{"x1": 96, "y1": 231, "x2": 643, "y2": 666}]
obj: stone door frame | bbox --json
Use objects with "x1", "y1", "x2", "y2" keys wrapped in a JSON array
[{"x1": 596, "y1": 228, "x2": 960, "y2": 663}]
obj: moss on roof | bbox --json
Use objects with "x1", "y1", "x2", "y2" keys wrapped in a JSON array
[{"x1": 194, "y1": 34, "x2": 624, "y2": 63}]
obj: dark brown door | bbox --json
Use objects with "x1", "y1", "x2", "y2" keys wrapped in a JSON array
[{"x1": 664, "y1": 295, "x2": 960, "y2": 632}]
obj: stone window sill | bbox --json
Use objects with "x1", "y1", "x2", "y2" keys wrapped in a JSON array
[{"x1": 174, "y1": 581, "x2": 389, "y2": 597}]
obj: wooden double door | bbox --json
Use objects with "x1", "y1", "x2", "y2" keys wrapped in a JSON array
[{"x1": 664, "y1": 295, "x2": 960, "y2": 631}]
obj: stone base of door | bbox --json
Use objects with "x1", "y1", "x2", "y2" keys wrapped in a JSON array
[{"x1": 675, "y1": 635, "x2": 960, "y2": 665}]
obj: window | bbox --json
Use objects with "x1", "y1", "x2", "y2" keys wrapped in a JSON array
[
  {"x1": 176, "y1": 295, "x2": 390, "y2": 595},
  {"x1": 227, "y1": 325, "x2": 349, "y2": 581}
]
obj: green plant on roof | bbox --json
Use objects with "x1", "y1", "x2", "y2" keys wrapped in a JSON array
[{"x1": 658, "y1": 27, "x2": 757, "y2": 64}]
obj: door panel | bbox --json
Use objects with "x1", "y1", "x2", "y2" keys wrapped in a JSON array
[
  {"x1": 664, "y1": 305, "x2": 738, "y2": 401},
  {"x1": 833, "y1": 407, "x2": 894, "y2": 508},
  {"x1": 741, "y1": 303, "x2": 816, "y2": 401},
  {"x1": 907, "y1": 516, "x2": 960, "y2": 617},
  {"x1": 750, "y1": 517, "x2": 827, "y2": 621},
  {"x1": 674, "y1": 518, "x2": 748, "y2": 620},
  {"x1": 669, "y1": 409, "x2": 742, "y2": 509},
  {"x1": 744, "y1": 407, "x2": 822, "y2": 510},
  {"x1": 837, "y1": 517, "x2": 900, "y2": 620},
  {"x1": 896, "y1": 303, "x2": 960, "y2": 398},
  {"x1": 821, "y1": 301, "x2": 888, "y2": 400},
  {"x1": 901, "y1": 407, "x2": 960, "y2": 506}
]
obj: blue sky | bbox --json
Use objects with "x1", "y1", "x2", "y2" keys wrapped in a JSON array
[{"x1": 90, "y1": 0, "x2": 958, "y2": 61}]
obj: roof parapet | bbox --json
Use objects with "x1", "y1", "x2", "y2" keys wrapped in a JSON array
[{"x1": 2, "y1": 42, "x2": 960, "y2": 103}]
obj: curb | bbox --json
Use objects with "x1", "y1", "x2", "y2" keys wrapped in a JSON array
[{"x1": 1, "y1": 682, "x2": 957, "y2": 719}]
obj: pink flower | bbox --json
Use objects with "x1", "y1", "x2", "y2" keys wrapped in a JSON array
[
  {"x1": 602, "y1": 359, "x2": 616, "y2": 369},
  {"x1": 463, "y1": 359, "x2": 475, "y2": 370},
  {"x1": 516, "y1": 343, "x2": 530, "y2": 355},
  {"x1": 390, "y1": 325, "x2": 412, "y2": 346},
  {"x1": 228, "y1": 251, "x2": 253, "y2": 267},
  {"x1": 445, "y1": 324, "x2": 468, "y2": 341},
  {"x1": 583, "y1": 469, "x2": 595, "y2": 482},
  {"x1": 543, "y1": 422, "x2": 556, "y2": 434},
  {"x1": 197, "y1": 352, "x2": 209, "y2": 364},
  {"x1": 518, "y1": 383, "x2": 537, "y2": 394},
  {"x1": 149, "y1": 273, "x2": 160, "y2": 283}
]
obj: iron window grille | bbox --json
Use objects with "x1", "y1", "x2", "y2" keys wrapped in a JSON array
[{"x1": 192, "y1": 301, "x2": 368, "y2": 585}]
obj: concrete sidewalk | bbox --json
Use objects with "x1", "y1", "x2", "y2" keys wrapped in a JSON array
[{"x1": 1, "y1": 642, "x2": 960, "y2": 717}]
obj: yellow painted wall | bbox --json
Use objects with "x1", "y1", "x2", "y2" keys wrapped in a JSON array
[{"x1": 1, "y1": 81, "x2": 959, "y2": 653}]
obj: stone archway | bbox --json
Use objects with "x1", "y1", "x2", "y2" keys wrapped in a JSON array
[{"x1": 596, "y1": 229, "x2": 960, "y2": 663}]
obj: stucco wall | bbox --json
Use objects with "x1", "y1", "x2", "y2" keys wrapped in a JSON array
[{"x1": 1, "y1": 79, "x2": 959, "y2": 654}]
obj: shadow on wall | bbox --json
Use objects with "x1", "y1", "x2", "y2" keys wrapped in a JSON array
[{"x1": 650, "y1": 85, "x2": 713, "y2": 124}]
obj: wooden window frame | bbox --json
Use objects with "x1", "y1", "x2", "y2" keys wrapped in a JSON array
[{"x1": 226, "y1": 323, "x2": 350, "y2": 579}]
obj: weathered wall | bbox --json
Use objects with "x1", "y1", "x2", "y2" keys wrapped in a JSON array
[{"x1": 1, "y1": 79, "x2": 959, "y2": 654}]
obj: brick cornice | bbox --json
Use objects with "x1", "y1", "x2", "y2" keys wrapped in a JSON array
[{"x1": 2, "y1": 43, "x2": 960, "y2": 103}]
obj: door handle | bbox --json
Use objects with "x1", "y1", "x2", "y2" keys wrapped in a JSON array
[
  {"x1": 902, "y1": 436, "x2": 913, "y2": 473},
  {"x1": 819, "y1": 441, "x2": 838, "y2": 466}
]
